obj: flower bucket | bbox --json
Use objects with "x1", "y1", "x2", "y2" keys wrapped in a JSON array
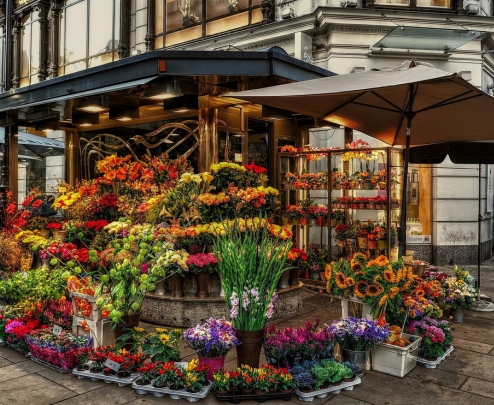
[
  {"x1": 299, "y1": 218, "x2": 309, "y2": 226},
  {"x1": 195, "y1": 272, "x2": 210, "y2": 298},
  {"x1": 234, "y1": 328, "x2": 265, "y2": 368},
  {"x1": 198, "y1": 355, "x2": 226, "y2": 381},
  {"x1": 368, "y1": 240, "x2": 377, "y2": 249},
  {"x1": 357, "y1": 237, "x2": 367, "y2": 249},
  {"x1": 377, "y1": 240, "x2": 387, "y2": 249},
  {"x1": 113, "y1": 312, "x2": 141, "y2": 351},
  {"x1": 316, "y1": 216, "x2": 325, "y2": 227},
  {"x1": 52, "y1": 230, "x2": 68, "y2": 243},
  {"x1": 453, "y1": 307, "x2": 464, "y2": 322},
  {"x1": 341, "y1": 348, "x2": 369, "y2": 377},
  {"x1": 277, "y1": 269, "x2": 290, "y2": 290}
]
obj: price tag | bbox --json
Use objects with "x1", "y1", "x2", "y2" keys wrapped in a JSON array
[
  {"x1": 0, "y1": 305, "x2": 6, "y2": 311},
  {"x1": 151, "y1": 185, "x2": 159, "y2": 194},
  {"x1": 58, "y1": 187, "x2": 67, "y2": 193},
  {"x1": 104, "y1": 359, "x2": 121, "y2": 372},
  {"x1": 53, "y1": 325, "x2": 63, "y2": 335},
  {"x1": 234, "y1": 153, "x2": 243, "y2": 163}
]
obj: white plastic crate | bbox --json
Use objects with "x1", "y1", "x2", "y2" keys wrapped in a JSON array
[
  {"x1": 72, "y1": 315, "x2": 115, "y2": 348},
  {"x1": 371, "y1": 334, "x2": 422, "y2": 377},
  {"x1": 70, "y1": 292, "x2": 103, "y2": 322},
  {"x1": 339, "y1": 297, "x2": 373, "y2": 320}
]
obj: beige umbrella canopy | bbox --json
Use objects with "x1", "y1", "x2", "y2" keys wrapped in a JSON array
[
  {"x1": 230, "y1": 60, "x2": 494, "y2": 146},
  {"x1": 229, "y1": 60, "x2": 494, "y2": 256}
]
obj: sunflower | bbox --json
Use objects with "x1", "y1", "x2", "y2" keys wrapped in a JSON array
[
  {"x1": 345, "y1": 277, "x2": 356, "y2": 287},
  {"x1": 383, "y1": 270, "x2": 396, "y2": 283},
  {"x1": 378, "y1": 294, "x2": 389, "y2": 307},
  {"x1": 350, "y1": 261, "x2": 362, "y2": 271},
  {"x1": 388, "y1": 286, "x2": 400, "y2": 298},
  {"x1": 415, "y1": 287, "x2": 426, "y2": 298},
  {"x1": 366, "y1": 284, "x2": 381, "y2": 297},
  {"x1": 353, "y1": 270, "x2": 364, "y2": 278},
  {"x1": 335, "y1": 272, "x2": 347, "y2": 289},
  {"x1": 376, "y1": 255, "x2": 389, "y2": 265},
  {"x1": 395, "y1": 268, "x2": 403, "y2": 283},
  {"x1": 367, "y1": 259, "x2": 379, "y2": 267},
  {"x1": 354, "y1": 281, "x2": 368, "y2": 298},
  {"x1": 373, "y1": 275, "x2": 382, "y2": 283},
  {"x1": 325, "y1": 263, "x2": 332, "y2": 281}
]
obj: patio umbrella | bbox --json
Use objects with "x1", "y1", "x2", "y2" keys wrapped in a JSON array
[
  {"x1": 409, "y1": 141, "x2": 494, "y2": 297},
  {"x1": 229, "y1": 60, "x2": 494, "y2": 256}
]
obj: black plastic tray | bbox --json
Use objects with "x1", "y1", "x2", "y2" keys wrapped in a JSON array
[{"x1": 214, "y1": 391, "x2": 292, "y2": 404}]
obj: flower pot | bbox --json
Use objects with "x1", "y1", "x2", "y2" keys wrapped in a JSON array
[
  {"x1": 187, "y1": 244, "x2": 203, "y2": 254},
  {"x1": 334, "y1": 183, "x2": 341, "y2": 190},
  {"x1": 289, "y1": 267, "x2": 300, "y2": 286},
  {"x1": 377, "y1": 240, "x2": 387, "y2": 249},
  {"x1": 38, "y1": 229, "x2": 51, "y2": 239},
  {"x1": 357, "y1": 237, "x2": 368, "y2": 249},
  {"x1": 205, "y1": 244, "x2": 214, "y2": 253},
  {"x1": 316, "y1": 216, "x2": 325, "y2": 227},
  {"x1": 215, "y1": 389, "x2": 229, "y2": 395},
  {"x1": 319, "y1": 272, "x2": 326, "y2": 282},
  {"x1": 367, "y1": 204, "x2": 375, "y2": 210},
  {"x1": 358, "y1": 204, "x2": 365, "y2": 209},
  {"x1": 281, "y1": 217, "x2": 289, "y2": 225},
  {"x1": 52, "y1": 230, "x2": 68, "y2": 243},
  {"x1": 291, "y1": 219, "x2": 299, "y2": 225},
  {"x1": 309, "y1": 218, "x2": 317, "y2": 226},
  {"x1": 453, "y1": 306, "x2": 464, "y2": 322},
  {"x1": 367, "y1": 240, "x2": 377, "y2": 249},
  {"x1": 234, "y1": 328, "x2": 265, "y2": 368},
  {"x1": 198, "y1": 355, "x2": 226, "y2": 380},
  {"x1": 341, "y1": 348, "x2": 369, "y2": 377},
  {"x1": 195, "y1": 272, "x2": 210, "y2": 298},
  {"x1": 113, "y1": 312, "x2": 141, "y2": 351},
  {"x1": 347, "y1": 238, "x2": 356, "y2": 246},
  {"x1": 330, "y1": 219, "x2": 336, "y2": 227},
  {"x1": 255, "y1": 389, "x2": 269, "y2": 395},
  {"x1": 336, "y1": 240, "x2": 346, "y2": 247},
  {"x1": 311, "y1": 272, "x2": 320, "y2": 281},
  {"x1": 299, "y1": 218, "x2": 309, "y2": 226},
  {"x1": 351, "y1": 204, "x2": 359, "y2": 209},
  {"x1": 170, "y1": 273, "x2": 185, "y2": 297},
  {"x1": 155, "y1": 279, "x2": 166, "y2": 296},
  {"x1": 277, "y1": 269, "x2": 290, "y2": 290},
  {"x1": 303, "y1": 269, "x2": 310, "y2": 279}
]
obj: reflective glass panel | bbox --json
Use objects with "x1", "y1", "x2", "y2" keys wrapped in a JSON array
[
  {"x1": 166, "y1": 0, "x2": 202, "y2": 31},
  {"x1": 20, "y1": 15, "x2": 31, "y2": 78},
  {"x1": 156, "y1": 0, "x2": 164, "y2": 34},
  {"x1": 206, "y1": 0, "x2": 248, "y2": 19},
  {"x1": 89, "y1": 1, "x2": 113, "y2": 56},
  {"x1": 64, "y1": 1, "x2": 87, "y2": 63}
]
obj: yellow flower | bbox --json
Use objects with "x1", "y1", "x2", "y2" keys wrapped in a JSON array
[{"x1": 134, "y1": 327, "x2": 145, "y2": 333}]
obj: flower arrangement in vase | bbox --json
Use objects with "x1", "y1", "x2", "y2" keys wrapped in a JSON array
[
  {"x1": 186, "y1": 252, "x2": 218, "y2": 297},
  {"x1": 443, "y1": 265, "x2": 476, "y2": 310}
]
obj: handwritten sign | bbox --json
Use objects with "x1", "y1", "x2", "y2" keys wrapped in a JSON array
[
  {"x1": 104, "y1": 359, "x2": 121, "y2": 372},
  {"x1": 406, "y1": 235, "x2": 431, "y2": 244},
  {"x1": 53, "y1": 325, "x2": 63, "y2": 335}
]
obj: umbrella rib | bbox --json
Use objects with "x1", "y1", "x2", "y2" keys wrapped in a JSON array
[
  {"x1": 370, "y1": 91, "x2": 406, "y2": 113},
  {"x1": 352, "y1": 101, "x2": 403, "y2": 114},
  {"x1": 415, "y1": 92, "x2": 482, "y2": 114},
  {"x1": 324, "y1": 91, "x2": 369, "y2": 117}
]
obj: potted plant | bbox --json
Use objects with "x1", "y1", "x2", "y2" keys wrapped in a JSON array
[
  {"x1": 140, "y1": 328, "x2": 182, "y2": 362},
  {"x1": 183, "y1": 317, "x2": 239, "y2": 380},
  {"x1": 443, "y1": 266, "x2": 476, "y2": 322},
  {"x1": 408, "y1": 317, "x2": 449, "y2": 360},
  {"x1": 186, "y1": 252, "x2": 218, "y2": 298},
  {"x1": 212, "y1": 369, "x2": 231, "y2": 395},
  {"x1": 334, "y1": 224, "x2": 349, "y2": 247},
  {"x1": 327, "y1": 317, "x2": 389, "y2": 376},
  {"x1": 214, "y1": 217, "x2": 292, "y2": 368}
]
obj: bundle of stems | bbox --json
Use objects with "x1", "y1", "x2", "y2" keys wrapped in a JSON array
[{"x1": 214, "y1": 217, "x2": 292, "y2": 331}]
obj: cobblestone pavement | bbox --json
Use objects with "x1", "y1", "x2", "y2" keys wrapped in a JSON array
[{"x1": 1, "y1": 260, "x2": 494, "y2": 405}]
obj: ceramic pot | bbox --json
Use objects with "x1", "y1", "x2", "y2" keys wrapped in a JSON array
[
  {"x1": 299, "y1": 218, "x2": 309, "y2": 226},
  {"x1": 357, "y1": 237, "x2": 367, "y2": 249},
  {"x1": 316, "y1": 216, "x2": 325, "y2": 227}
]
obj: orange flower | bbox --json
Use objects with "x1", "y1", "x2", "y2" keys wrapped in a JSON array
[
  {"x1": 324, "y1": 264, "x2": 332, "y2": 281},
  {"x1": 415, "y1": 287, "x2": 426, "y2": 298},
  {"x1": 335, "y1": 272, "x2": 347, "y2": 289},
  {"x1": 366, "y1": 284, "x2": 381, "y2": 297},
  {"x1": 388, "y1": 286, "x2": 400, "y2": 298},
  {"x1": 345, "y1": 277, "x2": 356, "y2": 287},
  {"x1": 354, "y1": 281, "x2": 368, "y2": 298},
  {"x1": 383, "y1": 270, "x2": 396, "y2": 283},
  {"x1": 378, "y1": 294, "x2": 389, "y2": 307}
]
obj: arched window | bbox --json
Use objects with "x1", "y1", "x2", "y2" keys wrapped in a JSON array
[{"x1": 58, "y1": 0, "x2": 121, "y2": 76}]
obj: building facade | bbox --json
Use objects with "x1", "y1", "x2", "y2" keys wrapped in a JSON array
[{"x1": 0, "y1": 0, "x2": 492, "y2": 265}]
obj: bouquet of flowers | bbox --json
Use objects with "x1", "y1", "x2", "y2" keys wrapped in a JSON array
[
  {"x1": 407, "y1": 316, "x2": 453, "y2": 359},
  {"x1": 443, "y1": 266, "x2": 476, "y2": 309},
  {"x1": 327, "y1": 317, "x2": 389, "y2": 351},
  {"x1": 183, "y1": 317, "x2": 239, "y2": 358},
  {"x1": 186, "y1": 253, "x2": 218, "y2": 274}
]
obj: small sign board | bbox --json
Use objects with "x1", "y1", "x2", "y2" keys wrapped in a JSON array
[
  {"x1": 234, "y1": 153, "x2": 242, "y2": 163},
  {"x1": 104, "y1": 359, "x2": 121, "y2": 372},
  {"x1": 406, "y1": 235, "x2": 431, "y2": 244},
  {"x1": 53, "y1": 325, "x2": 63, "y2": 335}
]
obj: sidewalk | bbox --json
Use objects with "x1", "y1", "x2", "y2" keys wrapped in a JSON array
[{"x1": 1, "y1": 261, "x2": 494, "y2": 405}]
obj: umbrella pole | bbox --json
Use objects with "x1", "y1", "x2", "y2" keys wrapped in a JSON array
[{"x1": 478, "y1": 162, "x2": 482, "y2": 294}]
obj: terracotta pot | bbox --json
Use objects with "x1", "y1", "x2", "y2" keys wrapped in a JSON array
[
  {"x1": 289, "y1": 267, "x2": 300, "y2": 286},
  {"x1": 113, "y1": 312, "x2": 141, "y2": 351},
  {"x1": 198, "y1": 355, "x2": 225, "y2": 381},
  {"x1": 234, "y1": 328, "x2": 265, "y2": 368},
  {"x1": 187, "y1": 244, "x2": 203, "y2": 254},
  {"x1": 170, "y1": 273, "x2": 185, "y2": 297},
  {"x1": 195, "y1": 272, "x2": 210, "y2": 298}
]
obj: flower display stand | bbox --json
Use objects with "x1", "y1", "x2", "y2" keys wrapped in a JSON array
[
  {"x1": 294, "y1": 377, "x2": 361, "y2": 402},
  {"x1": 417, "y1": 346, "x2": 454, "y2": 369},
  {"x1": 371, "y1": 334, "x2": 422, "y2": 377},
  {"x1": 132, "y1": 381, "x2": 212, "y2": 402},
  {"x1": 70, "y1": 292, "x2": 104, "y2": 321},
  {"x1": 214, "y1": 390, "x2": 293, "y2": 403},
  {"x1": 339, "y1": 297, "x2": 373, "y2": 320},
  {"x1": 73, "y1": 369, "x2": 139, "y2": 386},
  {"x1": 72, "y1": 316, "x2": 115, "y2": 348}
]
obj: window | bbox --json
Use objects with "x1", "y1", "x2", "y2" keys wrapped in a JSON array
[
  {"x1": 156, "y1": 0, "x2": 262, "y2": 49},
  {"x1": 0, "y1": 24, "x2": 5, "y2": 92},
  {"x1": 374, "y1": 0, "x2": 451, "y2": 7},
  {"x1": 19, "y1": 11, "x2": 40, "y2": 87},
  {"x1": 58, "y1": 0, "x2": 120, "y2": 76}
]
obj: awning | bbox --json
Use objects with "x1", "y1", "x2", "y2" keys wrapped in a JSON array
[
  {"x1": 0, "y1": 130, "x2": 64, "y2": 159},
  {"x1": 373, "y1": 27, "x2": 484, "y2": 53}
]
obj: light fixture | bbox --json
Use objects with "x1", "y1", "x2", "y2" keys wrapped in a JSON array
[
  {"x1": 35, "y1": 120, "x2": 60, "y2": 132},
  {"x1": 163, "y1": 95, "x2": 198, "y2": 113},
  {"x1": 109, "y1": 105, "x2": 140, "y2": 122},
  {"x1": 76, "y1": 96, "x2": 110, "y2": 113},
  {"x1": 72, "y1": 111, "x2": 100, "y2": 127},
  {"x1": 232, "y1": 133, "x2": 243, "y2": 137},
  {"x1": 144, "y1": 81, "x2": 183, "y2": 100}
]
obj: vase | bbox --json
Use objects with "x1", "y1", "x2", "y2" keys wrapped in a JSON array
[
  {"x1": 299, "y1": 218, "x2": 309, "y2": 226},
  {"x1": 155, "y1": 279, "x2": 166, "y2": 296},
  {"x1": 453, "y1": 306, "x2": 465, "y2": 322},
  {"x1": 38, "y1": 229, "x2": 51, "y2": 239},
  {"x1": 195, "y1": 272, "x2": 210, "y2": 298},
  {"x1": 377, "y1": 240, "x2": 387, "y2": 249},
  {"x1": 113, "y1": 312, "x2": 141, "y2": 351},
  {"x1": 289, "y1": 267, "x2": 300, "y2": 286},
  {"x1": 311, "y1": 272, "x2": 320, "y2": 281},
  {"x1": 52, "y1": 230, "x2": 68, "y2": 243},
  {"x1": 234, "y1": 328, "x2": 265, "y2": 368},
  {"x1": 170, "y1": 273, "x2": 185, "y2": 297},
  {"x1": 357, "y1": 237, "x2": 367, "y2": 249},
  {"x1": 277, "y1": 270, "x2": 290, "y2": 290},
  {"x1": 218, "y1": 273, "x2": 225, "y2": 297},
  {"x1": 205, "y1": 244, "x2": 214, "y2": 253},
  {"x1": 341, "y1": 348, "x2": 369, "y2": 377},
  {"x1": 367, "y1": 240, "x2": 377, "y2": 249},
  {"x1": 187, "y1": 244, "x2": 203, "y2": 254},
  {"x1": 198, "y1": 355, "x2": 225, "y2": 381},
  {"x1": 316, "y1": 216, "x2": 325, "y2": 227}
]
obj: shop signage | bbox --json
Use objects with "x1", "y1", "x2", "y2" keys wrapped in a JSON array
[
  {"x1": 406, "y1": 235, "x2": 431, "y2": 244},
  {"x1": 17, "y1": 0, "x2": 33, "y2": 6}
]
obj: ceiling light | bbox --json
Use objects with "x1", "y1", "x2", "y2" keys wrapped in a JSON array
[
  {"x1": 144, "y1": 81, "x2": 183, "y2": 100},
  {"x1": 76, "y1": 97, "x2": 109, "y2": 113},
  {"x1": 109, "y1": 105, "x2": 140, "y2": 121},
  {"x1": 163, "y1": 95, "x2": 198, "y2": 112},
  {"x1": 35, "y1": 120, "x2": 60, "y2": 132},
  {"x1": 72, "y1": 111, "x2": 100, "y2": 127},
  {"x1": 232, "y1": 133, "x2": 243, "y2": 137}
]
